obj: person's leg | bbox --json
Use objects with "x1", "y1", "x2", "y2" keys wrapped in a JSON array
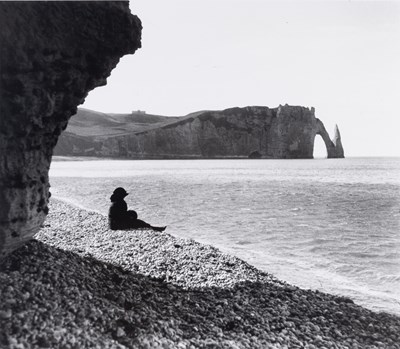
[
  {"x1": 127, "y1": 210, "x2": 138, "y2": 220},
  {"x1": 132, "y1": 219, "x2": 166, "y2": 231},
  {"x1": 126, "y1": 211, "x2": 146, "y2": 229},
  {"x1": 151, "y1": 225, "x2": 166, "y2": 232},
  {"x1": 133, "y1": 219, "x2": 152, "y2": 228},
  {"x1": 125, "y1": 211, "x2": 166, "y2": 231}
]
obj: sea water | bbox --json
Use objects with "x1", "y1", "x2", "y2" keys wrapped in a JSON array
[{"x1": 49, "y1": 157, "x2": 400, "y2": 316}]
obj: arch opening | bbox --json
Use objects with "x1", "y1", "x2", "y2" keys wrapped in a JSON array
[{"x1": 313, "y1": 134, "x2": 327, "y2": 158}]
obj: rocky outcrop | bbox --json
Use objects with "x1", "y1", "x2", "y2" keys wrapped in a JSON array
[
  {"x1": 332, "y1": 125, "x2": 345, "y2": 158},
  {"x1": 315, "y1": 120, "x2": 345, "y2": 158},
  {"x1": 56, "y1": 105, "x2": 344, "y2": 160},
  {"x1": 0, "y1": 2, "x2": 141, "y2": 258}
]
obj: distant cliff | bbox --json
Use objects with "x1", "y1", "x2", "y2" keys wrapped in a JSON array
[{"x1": 54, "y1": 105, "x2": 344, "y2": 159}]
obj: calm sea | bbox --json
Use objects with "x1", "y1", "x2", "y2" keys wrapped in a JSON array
[{"x1": 49, "y1": 157, "x2": 400, "y2": 316}]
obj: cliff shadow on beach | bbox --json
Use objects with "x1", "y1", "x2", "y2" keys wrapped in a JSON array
[{"x1": 1, "y1": 236, "x2": 400, "y2": 349}]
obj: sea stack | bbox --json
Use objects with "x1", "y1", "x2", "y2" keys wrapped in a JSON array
[{"x1": 332, "y1": 124, "x2": 345, "y2": 158}]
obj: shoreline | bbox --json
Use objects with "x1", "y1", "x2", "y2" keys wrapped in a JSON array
[
  {"x1": 52, "y1": 155, "x2": 400, "y2": 162},
  {"x1": 1, "y1": 199, "x2": 399, "y2": 348}
]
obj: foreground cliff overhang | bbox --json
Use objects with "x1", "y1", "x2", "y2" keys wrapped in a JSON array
[{"x1": 0, "y1": 1, "x2": 142, "y2": 258}]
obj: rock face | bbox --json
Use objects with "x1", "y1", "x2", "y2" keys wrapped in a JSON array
[
  {"x1": 332, "y1": 124, "x2": 345, "y2": 158},
  {"x1": 55, "y1": 105, "x2": 344, "y2": 159},
  {"x1": 0, "y1": 2, "x2": 141, "y2": 258}
]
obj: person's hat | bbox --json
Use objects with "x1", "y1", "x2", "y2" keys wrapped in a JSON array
[{"x1": 113, "y1": 187, "x2": 129, "y2": 197}]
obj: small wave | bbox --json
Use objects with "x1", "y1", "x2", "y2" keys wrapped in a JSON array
[
  {"x1": 51, "y1": 195, "x2": 104, "y2": 216},
  {"x1": 236, "y1": 240, "x2": 253, "y2": 246},
  {"x1": 350, "y1": 251, "x2": 388, "y2": 259},
  {"x1": 375, "y1": 274, "x2": 400, "y2": 283}
]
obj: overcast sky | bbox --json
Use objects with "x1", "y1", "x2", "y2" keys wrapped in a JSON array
[{"x1": 82, "y1": 0, "x2": 400, "y2": 157}]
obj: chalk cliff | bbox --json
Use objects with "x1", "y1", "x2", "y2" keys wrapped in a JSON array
[
  {"x1": 55, "y1": 105, "x2": 344, "y2": 159},
  {"x1": 0, "y1": 2, "x2": 141, "y2": 257}
]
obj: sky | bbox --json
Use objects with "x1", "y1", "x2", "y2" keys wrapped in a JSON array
[{"x1": 82, "y1": 0, "x2": 400, "y2": 157}]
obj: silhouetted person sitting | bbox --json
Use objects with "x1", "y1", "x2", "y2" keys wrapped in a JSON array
[{"x1": 108, "y1": 187, "x2": 166, "y2": 232}]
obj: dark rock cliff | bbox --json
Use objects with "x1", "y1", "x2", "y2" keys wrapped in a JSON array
[
  {"x1": 55, "y1": 105, "x2": 345, "y2": 159},
  {"x1": 0, "y1": 2, "x2": 141, "y2": 258}
]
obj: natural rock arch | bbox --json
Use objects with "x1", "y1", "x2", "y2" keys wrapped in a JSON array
[
  {"x1": 315, "y1": 119, "x2": 345, "y2": 159},
  {"x1": 0, "y1": 2, "x2": 142, "y2": 258}
]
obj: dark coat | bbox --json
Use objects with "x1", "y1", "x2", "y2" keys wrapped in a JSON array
[
  {"x1": 108, "y1": 195, "x2": 140, "y2": 230},
  {"x1": 109, "y1": 196, "x2": 129, "y2": 230}
]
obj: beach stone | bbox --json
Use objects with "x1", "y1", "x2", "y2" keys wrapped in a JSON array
[
  {"x1": 0, "y1": 1, "x2": 141, "y2": 258},
  {"x1": 2, "y1": 200, "x2": 399, "y2": 349},
  {"x1": 0, "y1": 310, "x2": 12, "y2": 320}
]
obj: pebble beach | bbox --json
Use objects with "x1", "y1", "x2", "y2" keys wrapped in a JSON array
[{"x1": 1, "y1": 200, "x2": 400, "y2": 349}]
